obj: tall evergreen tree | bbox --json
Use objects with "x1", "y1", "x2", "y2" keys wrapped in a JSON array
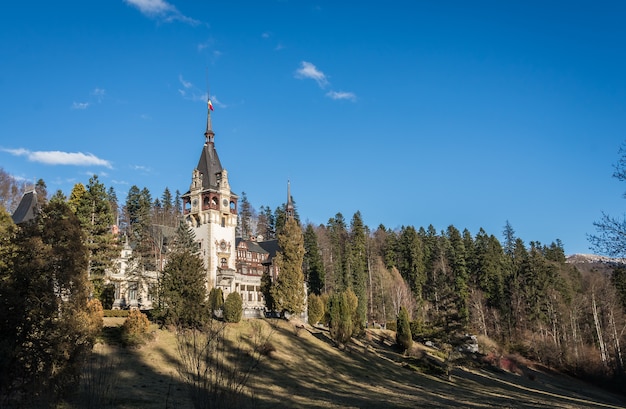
[
  {"x1": 271, "y1": 217, "x2": 306, "y2": 314},
  {"x1": 257, "y1": 205, "x2": 275, "y2": 240},
  {"x1": 0, "y1": 200, "x2": 94, "y2": 404},
  {"x1": 160, "y1": 248, "x2": 209, "y2": 328},
  {"x1": 349, "y1": 211, "x2": 369, "y2": 329},
  {"x1": 74, "y1": 175, "x2": 119, "y2": 280},
  {"x1": 327, "y1": 213, "x2": 349, "y2": 290},
  {"x1": 446, "y1": 225, "x2": 469, "y2": 328},
  {"x1": 396, "y1": 306, "x2": 413, "y2": 352},
  {"x1": 237, "y1": 191, "x2": 253, "y2": 239},
  {"x1": 303, "y1": 223, "x2": 325, "y2": 295}
]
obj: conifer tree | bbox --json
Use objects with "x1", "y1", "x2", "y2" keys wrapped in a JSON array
[
  {"x1": 0, "y1": 200, "x2": 93, "y2": 404},
  {"x1": 349, "y1": 211, "x2": 368, "y2": 330},
  {"x1": 396, "y1": 306, "x2": 413, "y2": 352},
  {"x1": 327, "y1": 213, "x2": 349, "y2": 290},
  {"x1": 223, "y1": 291, "x2": 243, "y2": 323},
  {"x1": 328, "y1": 291, "x2": 354, "y2": 345},
  {"x1": 160, "y1": 247, "x2": 208, "y2": 329},
  {"x1": 257, "y1": 205, "x2": 275, "y2": 240},
  {"x1": 271, "y1": 217, "x2": 305, "y2": 315},
  {"x1": 74, "y1": 175, "x2": 119, "y2": 280},
  {"x1": 303, "y1": 223, "x2": 325, "y2": 295}
]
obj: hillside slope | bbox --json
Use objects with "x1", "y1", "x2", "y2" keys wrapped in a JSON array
[{"x1": 72, "y1": 318, "x2": 626, "y2": 409}]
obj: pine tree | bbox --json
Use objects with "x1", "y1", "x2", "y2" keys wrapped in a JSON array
[
  {"x1": 349, "y1": 211, "x2": 368, "y2": 330},
  {"x1": 0, "y1": 200, "x2": 93, "y2": 404},
  {"x1": 237, "y1": 191, "x2": 253, "y2": 239},
  {"x1": 327, "y1": 213, "x2": 349, "y2": 290},
  {"x1": 160, "y1": 248, "x2": 209, "y2": 329},
  {"x1": 328, "y1": 291, "x2": 354, "y2": 345},
  {"x1": 271, "y1": 217, "x2": 305, "y2": 315},
  {"x1": 74, "y1": 175, "x2": 119, "y2": 280},
  {"x1": 223, "y1": 291, "x2": 243, "y2": 323},
  {"x1": 396, "y1": 306, "x2": 413, "y2": 352},
  {"x1": 257, "y1": 205, "x2": 275, "y2": 240},
  {"x1": 303, "y1": 224, "x2": 325, "y2": 295}
]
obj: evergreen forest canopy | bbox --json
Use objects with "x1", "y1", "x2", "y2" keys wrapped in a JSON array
[{"x1": 1, "y1": 167, "x2": 626, "y2": 403}]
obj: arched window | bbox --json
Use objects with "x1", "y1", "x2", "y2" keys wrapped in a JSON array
[{"x1": 221, "y1": 257, "x2": 228, "y2": 268}]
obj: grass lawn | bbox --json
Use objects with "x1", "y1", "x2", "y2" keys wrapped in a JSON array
[{"x1": 65, "y1": 317, "x2": 626, "y2": 409}]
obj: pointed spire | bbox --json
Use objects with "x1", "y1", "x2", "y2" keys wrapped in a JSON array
[
  {"x1": 204, "y1": 98, "x2": 215, "y2": 145},
  {"x1": 286, "y1": 180, "x2": 294, "y2": 219}
]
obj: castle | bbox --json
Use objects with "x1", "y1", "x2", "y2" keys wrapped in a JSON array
[{"x1": 109, "y1": 99, "x2": 280, "y2": 316}]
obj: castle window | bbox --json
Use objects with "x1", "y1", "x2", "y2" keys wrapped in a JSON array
[
  {"x1": 128, "y1": 282, "x2": 138, "y2": 300},
  {"x1": 221, "y1": 258, "x2": 227, "y2": 268}
]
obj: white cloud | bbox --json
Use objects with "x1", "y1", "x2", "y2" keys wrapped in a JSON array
[
  {"x1": 262, "y1": 32, "x2": 270, "y2": 39},
  {"x1": 326, "y1": 90, "x2": 357, "y2": 102},
  {"x1": 179, "y1": 75, "x2": 192, "y2": 89},
  {"x1": 91, "y1": 88, "x2": 106, "y2": 102},
  {"x1": 2, "y1": 148, "x2": 112, "y2": 168},
  {"x1": 295, "y1": 61, "x2": 328, "y2": 88},
  {"x1": 72, "y1": 102, "x2": 90, "y2": 110},
  {"x1": 123, "y1": 0, "x2": 199, "y2": 25}
]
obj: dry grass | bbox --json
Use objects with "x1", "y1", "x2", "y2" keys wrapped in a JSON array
[{"x1": 67, "y1": 317, "x2": 626, "y2": 409}]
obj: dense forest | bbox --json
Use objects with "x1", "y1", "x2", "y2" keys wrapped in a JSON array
[{"x1": 1, "y1": 166, "x2": 625, "y2": 406}]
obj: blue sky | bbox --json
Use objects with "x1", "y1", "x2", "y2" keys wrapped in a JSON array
[{"x1": 2, "y1": 1, "x2": 626, "y2": 255}]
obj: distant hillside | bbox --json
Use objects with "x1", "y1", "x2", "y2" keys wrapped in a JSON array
[{"x1": 567, "y1": 253, "x2": 626, "y2": 275}]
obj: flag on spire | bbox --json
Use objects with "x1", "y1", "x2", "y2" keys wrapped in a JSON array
[{"x1": 208, "y1": 99, "x2": 214, "y2": 111}]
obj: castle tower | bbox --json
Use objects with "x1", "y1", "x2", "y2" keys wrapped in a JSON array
[{"x1": 182, "y1": 99, "x2": 238, "y2": 292}]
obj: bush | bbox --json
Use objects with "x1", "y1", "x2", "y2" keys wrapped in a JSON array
[
  {"x1": 86, "y1": 299, "x2": 104, "y2": 339},
  {"x1": 223, "y1": 292, "x2": 243, "y2": 323},
  {"x1": 103, "y1": 309, "x2": 130, "y2": 317},
  {"x1": 396, "y1": 306, "x2": 413, "y2": 352},
  {"x1": 121, "y1": 310, "x2": 151, "y2": 347},
  {"x1": 208, "y1": 287, "x2": 224, "y2": 317},
  {"x1": 307, "y1": 294, "x2": 324, "y2": 326}
]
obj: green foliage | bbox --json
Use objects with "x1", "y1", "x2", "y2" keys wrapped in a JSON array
[
  {"x1": 261, "y1": 270, "x2": 276, "y2": 311},
  {"x1": 121, "y1": 310, "x2": 151, "y2": 346},
  {"x1": 307, "y1": 293, "x2": 325, "y2": 326},
  {"x1": 224, "y1": 292, "x2": 243, "y2": 323},
  {"x1": 73, "y1": 175, "x2": 120, "y2": 278},
  {"x1": 349, "y1": 211, "x2": 368, "y2": 330},
  {"x1": 396, "y1": 306, "x2": 413, "y2": 352},
  {"x1": 271, "y1": 217, "x2": 306, "y2": 314},
  {"x1": 208, "y1": 287, "x2": 225, "y2": 316},
  {"x1": 160, "y1": 249, "x2": 209, "y2": 329},
  {"x1": 0, "y1": 200, "x2": 93, "y2": 405},
  {"x1": 304, "y1": 224, "x2": 325, "y2": 295},
  {"x1": 328, "y1": 291, "x2": 355, "y2": 345}
]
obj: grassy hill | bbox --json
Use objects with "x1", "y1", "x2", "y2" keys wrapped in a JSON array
[{"x1": 67, "y1": 317, "x2": 626, "y2": 409}]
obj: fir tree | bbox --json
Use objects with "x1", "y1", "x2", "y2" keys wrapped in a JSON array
[
  {"x1": 271, "y1": 217, "x2": 305, "y2": 315},
  {"x1": 396, "y1": 306, "x2": 413, "y2": 352},
  {"x1": 303, "y1": 223, "x2": 325, "y2": 295},
  {"x1": 159, "y1": 248, "x2": 209, "y2": 329},
  {"x1": 349, "y1": 211, "x2": 368, "y2": 330},
  {"x1": 223, "y1": 291, "x2": 243, "y2": 323}
]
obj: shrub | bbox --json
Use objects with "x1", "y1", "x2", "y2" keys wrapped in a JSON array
[
  {"x1": 121, "y1": 310, "x2": 151, "y2": 347},
  {"x1": 208, "y1": 287, "x2": 224, "y2": 316},
  {"x1": 307, "y1": 293, "x2": 324, "y2": 326},
  {"x1": 223, "y1": 292, "x2": 243, "y2": 323},
  {"x1": 396, "y1": 306, "x2": 413, "y2": 352},
  {"x1": 86, "y1": 299, "x2": 104, "y2": 339},
  {"x1": 103, "y1": 309, "x2": 130, "y2": 318}
]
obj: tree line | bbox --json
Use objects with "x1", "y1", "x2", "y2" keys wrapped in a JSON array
[{"x1": 2, "y1": 166, "x2": 626, "y2": 397}]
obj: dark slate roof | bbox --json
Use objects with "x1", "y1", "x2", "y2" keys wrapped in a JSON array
[
  {"x1": 235, "y1": 237, "x2": 270, "y2": 255},
  {"x1": 257, "y1": 239, "x2": 280, "y2": 259},
  {"x1": 11, "y1": 190, "x2": 38, "y2": 224},
  {"x1": 197, "y1": 142, "x2": 223, "y2": 191}
]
